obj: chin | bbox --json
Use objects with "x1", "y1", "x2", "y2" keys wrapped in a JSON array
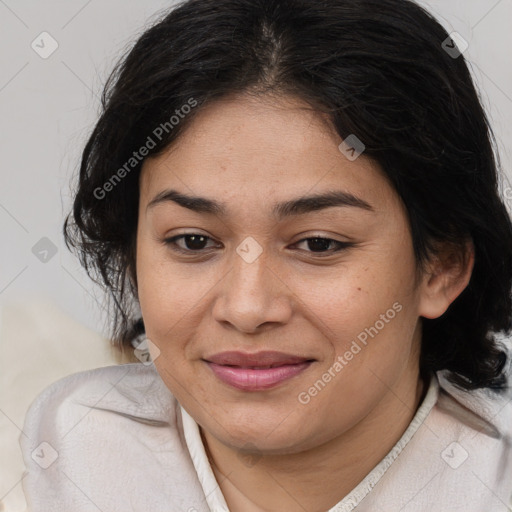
[{"x1": 206, "y1": 413, "x2": 319, "y2": 453}]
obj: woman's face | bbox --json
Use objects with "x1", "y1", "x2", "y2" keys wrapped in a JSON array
[{"x1": 136, "y1": 93, "x2": 429, "y2": 454}]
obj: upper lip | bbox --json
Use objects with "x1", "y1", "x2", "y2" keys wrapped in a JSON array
[{"x1": 204, "y1": 351, "x2": 313, "y2": 367}]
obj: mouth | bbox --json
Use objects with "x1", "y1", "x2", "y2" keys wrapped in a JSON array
[{"x1": 203, "y1": 351, "x2": 315, "y2": 391}]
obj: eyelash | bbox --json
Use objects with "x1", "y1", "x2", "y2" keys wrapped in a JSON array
[{"x1": 162, "y1": 233, "x2": 354, "y2": 257}]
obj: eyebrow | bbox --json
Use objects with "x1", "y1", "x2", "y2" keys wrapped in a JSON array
[{"x1": 146, "y1": 188, "x2": 374, "y2": 220}]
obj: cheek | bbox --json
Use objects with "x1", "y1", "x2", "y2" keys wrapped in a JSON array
[
  {"x1": 136, "y1": 241, "x2": 192, "y2": 343},
  {"x1": 136, "y1": 239, "x2": 223, "y2": 366},
  {"x1": 297, "y1": 259, "x2": 409, "y2": 334},
  {"x1": 308, "y1": 255, "x2": 418, "y2": 367}
]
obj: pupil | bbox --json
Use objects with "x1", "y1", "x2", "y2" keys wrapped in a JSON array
[
  {"x1": 308, "y1": 238, "x2": 330, "y2": 252},
  {"x1": 186, "y1": 235, "x2": 207, "y2": 250}
]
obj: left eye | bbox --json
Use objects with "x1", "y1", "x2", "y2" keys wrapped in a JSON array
[{"x1": 294, "y1": 237, "x2": 352, "y2": 254}]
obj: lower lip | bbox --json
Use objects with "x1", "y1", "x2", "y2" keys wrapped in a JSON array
[{"x1": 205, "y1": 361, "x2": 313, "y2": 391}]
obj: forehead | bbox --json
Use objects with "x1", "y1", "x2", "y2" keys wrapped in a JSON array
[{"x1": 139, "y1": 93, "x2": 396, "y2": 216}]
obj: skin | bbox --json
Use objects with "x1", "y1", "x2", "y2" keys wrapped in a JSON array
[{"x1": 135, "y1": 92, "x2": 474, "y2": 512}]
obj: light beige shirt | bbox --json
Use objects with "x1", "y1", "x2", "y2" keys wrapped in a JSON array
[{"x1": 19, "y1": 363, "x2": 512, "y2": 511}]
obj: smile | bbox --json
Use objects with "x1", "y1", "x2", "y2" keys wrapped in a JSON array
[{"x1": 203, "y1": 351, "x2": 315, "y2": 391}]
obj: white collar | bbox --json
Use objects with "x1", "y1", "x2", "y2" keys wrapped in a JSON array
[{"x1": 179, "y1": 373, "x2": 440, "y2": 512}]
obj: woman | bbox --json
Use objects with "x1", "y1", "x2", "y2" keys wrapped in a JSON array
[{"x1": 20, "y1": 0, "x2": 512, "y2": 510}]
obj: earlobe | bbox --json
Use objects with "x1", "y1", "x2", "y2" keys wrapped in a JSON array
[{"x1": 418, "y1": 239, "x2": 475, "y2": 320}]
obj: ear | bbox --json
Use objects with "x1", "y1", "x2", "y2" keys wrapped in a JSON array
[{"x1": 418, "y1": 238, "x2": 475, "y2": 319}]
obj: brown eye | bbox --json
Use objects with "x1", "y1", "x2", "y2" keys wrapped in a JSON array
[
  {"x1": 181, "y1": 234, "x2": 209, "y2": 250},
  {"x1": 294, "y1": 237, "x2": 353, "y2": 255},
  {"x1": 164, "y1": 234, "x2": 217, "y2": 253},
  {"x1": 306, "y1": 237, "x2": 334, "y2": 252}
]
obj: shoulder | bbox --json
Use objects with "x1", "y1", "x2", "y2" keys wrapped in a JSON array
[
  {"x1": 19, "y1": 364, "x2": 206, "y2": 511},
  {"x1": 425, "y1": 371, "x2": 512, "y2": 504},
  {"x1": 435, "y1": 369, "x2": 512, "y2": 440},
  {"x1": 22, "y1": 363, "x2": 177, "y2": 437}
]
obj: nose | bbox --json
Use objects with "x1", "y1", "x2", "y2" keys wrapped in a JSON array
[{"x1": 211, "y1": 243, "x2": 293, "y2": 334}]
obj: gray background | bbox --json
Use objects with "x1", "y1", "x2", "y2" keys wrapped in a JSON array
[{"x1": 1, "y1": 0, "x2": 511, "y2": 337}]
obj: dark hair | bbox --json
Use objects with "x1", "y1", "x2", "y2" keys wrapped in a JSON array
[{"x1": 64, "y1": 0, "x2": 512, "y2": 392}]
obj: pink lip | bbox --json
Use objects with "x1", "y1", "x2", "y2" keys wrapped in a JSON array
[{"x1": 204, "y1": 351, "x2": 314, "y2": 391}]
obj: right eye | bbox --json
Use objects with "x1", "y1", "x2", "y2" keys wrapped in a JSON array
[{"x1": 163, "y1": 233, "x2": 219, "y2": 254}]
